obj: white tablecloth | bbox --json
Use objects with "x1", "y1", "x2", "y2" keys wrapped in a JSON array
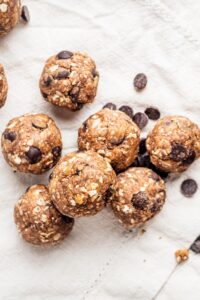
[{"x1": 0, "y1": 0, "x2": 200, "y2": 299}]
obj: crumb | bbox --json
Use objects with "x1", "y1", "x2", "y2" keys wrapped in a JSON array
[
  {"x1": 175, "y1": 249, "x2": 189, "y2": 263},
  {"x1": 140, "y1": 228, "x2": 146, "y2": 235}
]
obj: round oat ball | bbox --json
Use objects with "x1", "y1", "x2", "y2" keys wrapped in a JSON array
[
  {"x1": 1, "y1": 113, "x2": 62, "y2": 174},
  {"x1": 14, "y1": 185, "x2": 74, "y2": 246},
  {"x1": 0, "y1": 0, "x2": 21, "y2": 36},
  {"x1": 0, "y1": 64, "x2": 8, "y2": 108},
  {"x1": 110, "y1": 168, "x2": 166, "y2": 228},
  {"x1": 39, "y1": 51, "x2": 99, "y2": 111},
  {"x1": 78, "y1": 108, "x2": 140, "y2": 172},
  {"x1": 49, "y1": 151, "x2": 116, "y2": 218},
  {"x1": 146, "y1": 115, "x2": 200, "y2": 173}
]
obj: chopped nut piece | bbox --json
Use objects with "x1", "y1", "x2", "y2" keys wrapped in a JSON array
[{"x1": 175, "y1": 249, "x2": 189, "y2": 263}]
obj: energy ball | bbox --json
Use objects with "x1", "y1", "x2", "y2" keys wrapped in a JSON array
[
  {"x1": 146, "y1": 115, "x2": 200, "y2": 173},
  {"x1": 110, "y1": 168, "x2": 166, "y2": 228},
  {"x1": 0, "y1": 0, "x2": 21, "y2": 36},
  {"x1": 1, "y1": 113, "x2": 62, "y2": 174},
  {"x1": 14, "y1": 185, "x2": 74, "y2": 246},
  {"x1": 39, "y1": 51, "x2": 99, "y2": 111},
  {"x1": 49, "y1": 151, "x2": 116, "y2": 218},
  {"x1": 0, "y1": 64, "x2": 8, "y2": 107},
  {"x1": 78, "y1": 108, "x2": 140, "y2": 172}
]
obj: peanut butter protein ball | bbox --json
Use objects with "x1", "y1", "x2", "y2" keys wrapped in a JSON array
[
  {"x1": 39, "y1": 51, "x2": 99, "y2": 111},
  {"x1": 0, "y1": 64, "x2": 8, "y2": 107},
  {"x1": 0, "y1": 0, "x2": 21, "y2": 36},
  {"x1": 14, "y1": 185, "x2": 74, "y2": 245},
  {"x1": 78, "y1": 108, "x2": 140, "y2": 172},
  {"x1": 49, "y1": 151, "x2": 116, "y2": 218},
  {"x1": 110, "y1": 168, "x2": 166, "y2": 228},
  {"x1": 146, "y1": 115, "x2": 200, "y2": 173},
  {"x1": 1, "y1": 113, "x2": 62, "y2": 174}
]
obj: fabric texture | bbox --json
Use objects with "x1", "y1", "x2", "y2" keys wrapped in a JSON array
[{"x1": 0, "y1": 0, "x2": 200, "y2": 299}]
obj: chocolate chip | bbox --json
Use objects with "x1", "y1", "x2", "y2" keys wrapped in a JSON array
[
  {"x1": 190, "y1": 236, "x2": 200, "y2": 253},
  {"x1": 49, "y1": 173, "x2": 53, "y2": 181},
  {"x1": 21, "y1": 6, "x2": 30, "y2": 22},
  {"x1": 132, "y1": 192, "x2": 148, "y2": 209},
  {"x1": 170, "y1": 143, "x2": 187, "y2": 162},
  {"x1": 133, "y1": 112, "x2": 148, "y2": 129},
  {"x1": 52, "y1": 146, "x2": 61, "y2": 159},
  {"x1": 145, "y1": 107, "x2": 160, "y2": 120},
  {"x1": 134, "y1": 73, "x2": 147, "y2": 90},
  {"x1": 139, "y1": 138, "x2": 147, "y2": 155},
  {"x1": 103, "y1": 103, "x2": 117, "y2": 110},
  {"x1": 26, "y1": 146, "x2": 42, "y2": 164},
  {"x1": 150, "y1": 201, "x2": 160, "y2": 213},
  {"x1": 69, "y1": 89, "x2": 80, "y2": 104},
  {"x1": 57, "y1": 51, "x2": 73, "y2": 60},
  {"x1": 75, "y1": 103, "x2": 84, "y2": 111},
  {"x1": 181, "y1": 179, "x2": 198, "y2": 197},
  {"x1": 92, "y1": 68, "x2": 98, "y2": 77},
  {"x1": 4, "y1": 131, "x2": 16, "y2": 142},
  {"x1": 119, "y1": 105, "x2": 133, "y2": 119},
  {"x1": 183, "y1": 150, "x2": 196, "y2": 165},
  {"x1": 56, "y1": 70, "x2": 70, "y2": 80},
  {"x1": 44, "y1": 76, "x2": 52, "y2": 87},
  {"x1": 82, "y1": 121, "x2": 88, "y2": 132},
  {"x1": 151, "y1": 166, "x2": 169, "y2": 180}
]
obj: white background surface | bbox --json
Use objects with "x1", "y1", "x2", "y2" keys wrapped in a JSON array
[{"x1": 0, "y1": 0, "x2": 200, "y2": 299}]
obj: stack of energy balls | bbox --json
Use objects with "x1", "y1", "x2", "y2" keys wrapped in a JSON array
[{"x1": 1, "y1": 4, "x2": 200, "y2": 246}]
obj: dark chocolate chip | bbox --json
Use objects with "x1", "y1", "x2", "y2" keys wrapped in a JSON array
[
  {"x1": 75, "y1": 103, "x2": 84, "y2": 111},
  {"x1": 139, "y1": 138, "x2": 147, "y2": 155},
  {"x1": 4, "y1": 131, "x2": 16, "y2": 142},
  {"x1": 134, "y1": 73, "x2": 147, "y2": 90},
  {"x1": 133, "y1": 112, "x2": 148, "y2": 129},
  {"x1": 69, "y1": 89, "x2": 80, "y2": 104},
  {"x1": 21, "y1": 5, "x2": 30, "y2": 22},
  {"x1": 132, "y1": 192, "x2": 148, "y2": 209},
  {"x1": 181, "y1": 179, "x2": 198, "y2": 197},
  {"x1": 119, "y1": 105, "x2": 134, "y2": 119},
  {"x1": 103, "y1": 103, "x2": 117, "y2": 110},
  {"x1": 52, "y1": 146, "x2": 62, "y2": 158},
  {"x1": 170, "y1": 143, "x2": 187, "y2": 162},
  {"x1": 26, "y1": 146, "x2": 42, "y2": 164},
  {"x1": 82, "y1": 121, "x2": 88, "y2": 132},
  {"x1": 57, "y1": 51, "x2": 73, "y2": 60},
  {"x1": 151, "y1": 166, "x2": 169, "y2": 180},
  {"x1": 183, "y1": 150, "x2": 196, "y2": 165},
  {"x1": 44, "y1": 76, "x2": 52, "y2": 87},
  {"x1": 49, "y1": 173, "x2": 53, "y2": 181},
  {"x1": 56, "y1": 70, "x2": 70, "y2": 80},
  {"x1": 145, "y1": 107, "x2": 160, "y2": 120},
  {"x1": 92, "y1": 68, "x2": 98, "y2": 77},
  {"x1": 150, "y1": 201, "x2": 160, "y2": 213},
  {"x1": 190, "y1": 236, "x2": 200, "y2": 253}
]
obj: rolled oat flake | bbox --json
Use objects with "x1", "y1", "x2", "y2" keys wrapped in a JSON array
[{"x1": 181, "y1": 179, "x2": 198, "y2": 197}]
